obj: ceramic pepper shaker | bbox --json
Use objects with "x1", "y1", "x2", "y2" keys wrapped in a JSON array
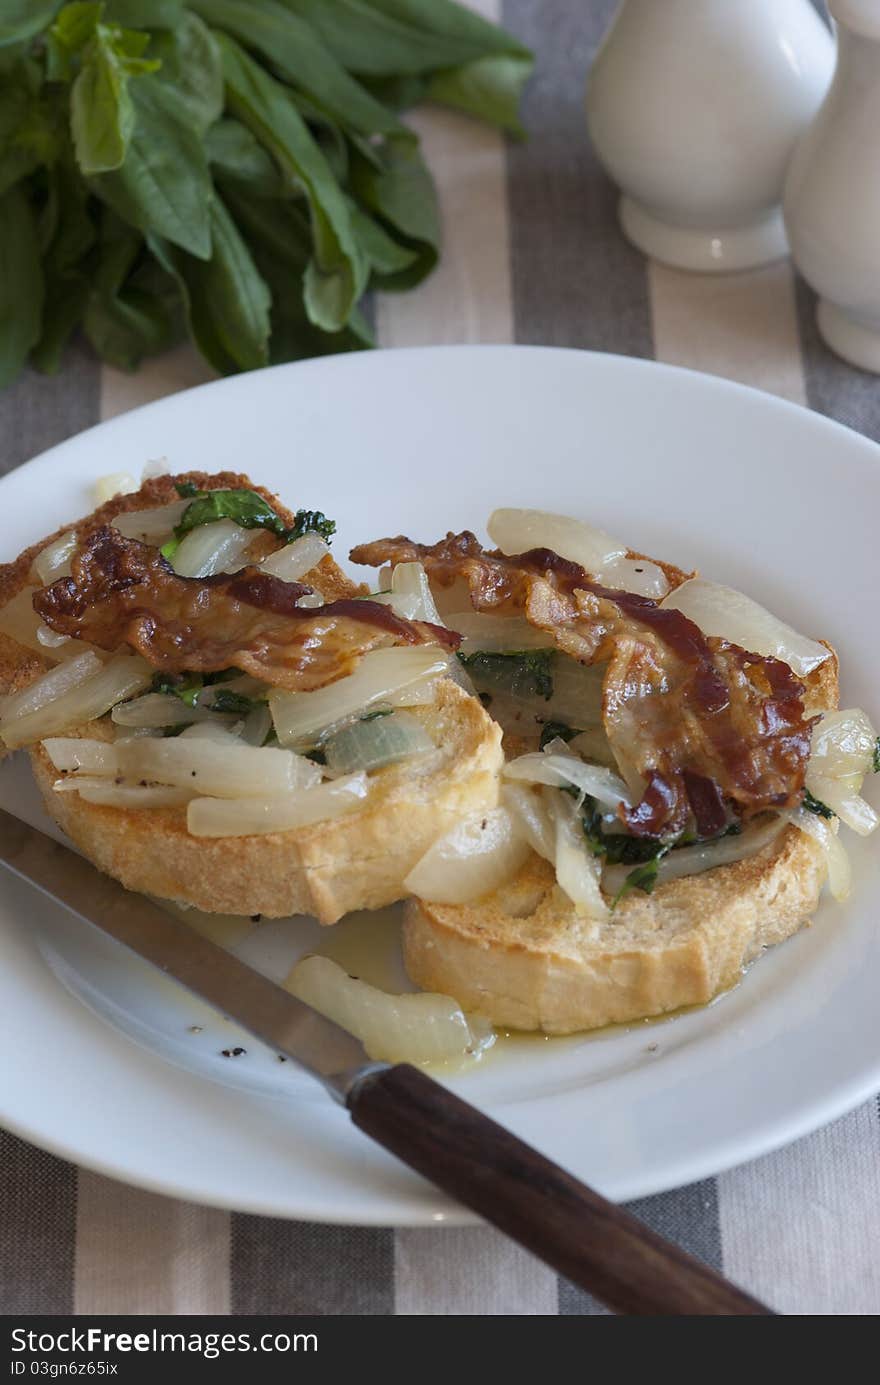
[
  {"x1": 585, "y1": 0, "x2": 834, "y2": 273},
  {"x1": 785, "y1": 1, "x2": 880, "y2": 372}
]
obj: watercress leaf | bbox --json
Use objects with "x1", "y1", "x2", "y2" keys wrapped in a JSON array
[
  {"x1": 0, "y1": 1, "x2": 61, "y2": 48},
  {"x1": 158, "y1": 195, "x2": 270, "y2": 373},
  {"x1": 803, "y1": 788, "x2": 835, "y2": 819},
  {"x1": 216, "y1": 33, "x2": 368, "y2": 328},
  {"x1": 150, "y1": 12, "x2": 224, "y2": 136},
  {"x1": 612, "y1": 853, "x2": 668, "y2": 908},
  {"x1": 458, "y1": 650, "x2": 555, "y2": 701},
  {"x1": 427, "y1": 52, "x2": 533, "y2": 138},
  {"x1": 206, "y1": 118, "x2": 287, "y2": 198},
  {"x1": 104, "y1": 0, "x2": 184, "y2": 28},
  {"x1": 174, "y1": 488, "x2": 282, "y2": 538},
  {"x1": 538, "y1": 721, "x2": 579, "y2": 751},
  {"x1": 873, "y1": 736, "x2": 880, "y2": 774},
  {"x1": 191, "y1": 0, "x2": 413, "y2": 143},
  {"x1": 94, "y1": 75, "x2": 213, "y2": 259},
  {"x1": 0, "y1": 183, "x2": 44, "y2": 388},
  {"x1": 350, "y1": 137, "x2": 439, "y2": 289},
  {"x1": 288, "y1": 509, "x2": 335, "y2": 541}
]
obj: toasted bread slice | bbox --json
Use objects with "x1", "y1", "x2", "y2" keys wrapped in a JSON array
[
  {"x1": 0, "y1": 471, "x2": 356, "y2": 743},
  {"x1": 1, "y1": 474, "x2": 503, "y2": 921},
  {"x1": 30, "y1": 678, "x2": 501, "y2": 923},
  {"x1": 403, "y1": 651, "x2": 840, "y2": 1033}
]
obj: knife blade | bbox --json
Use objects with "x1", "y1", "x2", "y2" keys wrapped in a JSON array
[{"x1": 0, "y1": 806, "x2": 773, "y2": 1315}]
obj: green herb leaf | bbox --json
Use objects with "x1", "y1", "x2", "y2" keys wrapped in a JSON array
[
  {"x1": 174, "y1": 481, "x2": 200, "y2": 498},
  {"x1": 104, "y1": 0, "x2": 183, "y2": 28},
  {"x1": 427, "y1": 52, "x2": 533, "y2": 138},
  {"x1": 612, "y1": 852, "x2": 669, "y2": 908},
  {"x1": 221, "y1": 188, "x2": 373, "y2": 364},
  {"x1": 150, "y1": 13, "x2": 223, "y2": 137},
  {"x1": 71, "y1": 32, "x2": 136, "y2": 176},
  {"x1": 31, "y1": 270, "x2": 90, "y2": 373},
  {"x1": 803, "y1": 788, "x2": 835, "y2": 819},
  {"x1": 151, "y1": 671, "x2": 202, "y2": 707},
  {"x1": 209, "y1": 687, "x2": 259, "y2": 716},
  {"x1": 0, "y1": 183, "x2": 44, "y2": 388},
  {"x1": 94, "y1": 74, "x2": 213, "y2": 259},
  {"x1": 174, "y1": 488, "x2": 282, "y2": 539},
  {"x1": 0, "y1": 1, "x2": 61, "y2": 49},
  {"x1": 873, "y1": 736, "x2": 880, "y2": 773},
  {"x1": 539, "y1": 721, "x2": 579, "y2": 751},
  {"x1": 360, "y1": 707, "x2": 393, "y2": 722},
  {"x1": 192, "y1": 0, "x2": 413, "y2": 144},
  {"x1": 216, "y1": 33, "x2": 369, "y2": 330},
  {"x1": 206, "y1": 118, "x2": 287, "y2": 198},
  {"x1": 349, "y1": 138, "x2": 439, "y2": 290},
  {"x1": 278, "y1": 0, "x2": 526, "y2": 76},
  {"x1": 458, "y1": 649, "x2": 555, "y2": 702},
  {"x1": 151, "y1": 194, "x2": 271, "y2": 374},
  {"x1": 82, "y1": 206, "x2": 175, "y2": 370},
  {"x1": 288, "y1": 509, "x2": 335, "y2": 541}
]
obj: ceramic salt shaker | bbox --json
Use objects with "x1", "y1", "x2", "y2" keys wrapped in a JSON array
[
  {"x1": 784, "y1": 1, "x2": 880, "y2": 372},
  {"x1": 585, "y1": 0, "x2": 834, "y2": 273}
]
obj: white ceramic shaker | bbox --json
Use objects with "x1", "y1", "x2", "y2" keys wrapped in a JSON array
[
  {"x1": 585, "y1": 0, "x2": 834, "y2": 272},
  {"x1": 785, "y1": 1, "x2": 880, "y2": 371}
]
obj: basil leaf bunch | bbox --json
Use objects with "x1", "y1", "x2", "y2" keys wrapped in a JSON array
[{"x1": 0, "y1": 0, "x2": 532, "y2": 389}]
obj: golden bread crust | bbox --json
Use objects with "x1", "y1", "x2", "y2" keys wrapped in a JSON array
[
  {"x1": 403, "y1": 652, "x2": 841, "y2": 1032},
  {"x1": 30, "y1": 680, "x2": 503, "y2": 923}
]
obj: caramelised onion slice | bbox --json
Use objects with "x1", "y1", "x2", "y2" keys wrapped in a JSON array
[
  {"x1": 94, "y1": 473, "x2": 137, "y2": 506},
  {"x1": 171, "y1": 520, "x2": 256, "y2": 578},
  {"x1": 503, "y1": 745, "x2": 631, "y2": 811},
  {"x1": 602, "y1": 815, "x2": 788, "y2": 897},
  {"x1": 258, "y1": 532, "x2": 330, "y2": 582},
  {"x1": 112, "y1": 499, "x2": 190, "y2": 542},
  {"x1": 285, "y1": 955, "x2": 494, "y2": 1064},
  {"x1": 269, "y1": 647, "x2": 450, "y2": 748},
  {"x1": 548, "y1": 791, "x2": 609, "y2": 919},
  {"x1": 31, "y1": 531, "x2": 77, "y2": 585},
  {"x1": 488, "y1": 508, "x2": 626, "y2": 572},
  {"x1": 1, "y1": 653, "x2": 151, "y2": 749},
  {"x1": 116, "y1": 736, "x2": 318, "y2": 798},
  {"x1": 186, "y1": 772, "x2": 368, "y2": 837},
  {"x1": 660, "y1": 578, "x2": 830, "y2": 677},
  {"x1": 404, "y1": 806, "x2": 530, "y2": 905},
  {"x1": 794, "y1": 808, "x2": 851, "y2": 901}
]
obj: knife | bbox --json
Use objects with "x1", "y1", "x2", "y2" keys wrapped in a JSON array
[{"x1": 0, "y1": 807, "x2": 772, "y2": 1316}]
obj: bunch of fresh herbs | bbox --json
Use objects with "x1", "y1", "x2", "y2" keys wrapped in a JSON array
[{"x1": 0, "y1": 0, "x2": 532, "y2": 388}]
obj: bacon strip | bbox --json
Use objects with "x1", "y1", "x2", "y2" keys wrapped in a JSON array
[
  {"x1": 35, "y1": 527, "x2": 457, "y2": 692},
  {"x1": 351, "y1": 533, "x2": 812, "y2": 836}
]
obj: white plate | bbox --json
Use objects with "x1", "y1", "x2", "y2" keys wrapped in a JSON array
[{"x1": 1, "y1": 346, "x2": 878, "y2": 1225}]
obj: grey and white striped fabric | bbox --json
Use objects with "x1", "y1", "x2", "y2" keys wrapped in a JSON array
[{"x1": 2, "y1": 0, "x2": 879, "y2": 1317}]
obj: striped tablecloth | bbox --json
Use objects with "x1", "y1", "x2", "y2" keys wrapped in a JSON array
[{"x1": 2, "y1": 0, "x2": 879, "y2": 1318}]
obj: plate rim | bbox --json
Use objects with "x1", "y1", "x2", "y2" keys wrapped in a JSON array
[{"x1": 2, "y1": 342, "x2": 879, "y2": 1223}]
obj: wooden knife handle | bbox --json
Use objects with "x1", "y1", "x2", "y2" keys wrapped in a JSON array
[{"x1": 348, "y1": 1063, "x2": 773, "y2": 1316}]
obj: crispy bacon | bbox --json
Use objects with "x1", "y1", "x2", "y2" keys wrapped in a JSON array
[
  {"x1": 34, "y1": 527, "x2": 458, "y2": 692},
  {"x1": 351, "y1": 533, "x2": 813, "y2": 836}
]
